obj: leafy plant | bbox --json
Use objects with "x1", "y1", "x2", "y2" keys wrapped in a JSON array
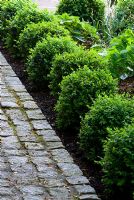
[
  {"x1": 101, "y1": 123, "x2": 134, "y2": 199},
  {"x1": 79, "y1": 94, "x2": 134, "y2": 161},
  {"x1": 111, "y1": 0, "x2": 134, "y2": 35},
  {"x1": 5, "y1": 6, "x2": 54, "y2": 54},
  {"x1": 55, "y1": 66, "x2": 117, "y2": 130},
  {"x1": 57, "y1": 0, "x2": 105, "y2": 27},
  {"x1": 58, "y1": 13, "x2": 100, "y2": 47},
  {"x1": 17, "y1": 20, "x2": 69, "y2": 59},
  {"x1": 49, "y1": 48, "x2": 107, "y2": 97},
  {"x1": 26, "y1": 36, "x2": 78, "y2": 85},
  {"x1": 105, "y1": 29, "x2": 134, "y2": 79}
]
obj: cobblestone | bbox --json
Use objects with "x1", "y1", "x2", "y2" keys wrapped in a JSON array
[
  {"x1": 26, "y1": 109, "x2": 46, "y2": 120},
  {"x1": 57, "y1": 163, "x2": 83, "y2": 177},
  {"x1": 74, "y1": 185, "x2": 96, "y2": 195},
  {"x1": 1, "y1": 101, "x2": 19, "y2": 108},
  {"x1": 0, "y1": 49, "x2": 100, "y2": 199},
  {"x1": 51, "y1": 149, "x2": 74, "y2": 163},
  {"x1": 46, "y1": 141, "x2": 64, "y2": 150},
  {"x1": 79, "y1": 194, "x2": 101, "y2": 200},
  {"x1": 32, "y1": 120, "x2": 52, "y2": 130},
  {"x1": 66, "y1": 176, "x2": 89, "y2": 185}
]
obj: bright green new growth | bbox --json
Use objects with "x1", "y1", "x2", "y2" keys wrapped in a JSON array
[
  {"x1": 79, "y1": 94, "x2": 134, "y2": 161},
  {"x1": 55, "y1": 66, "x2": 117, "y2": 130}
]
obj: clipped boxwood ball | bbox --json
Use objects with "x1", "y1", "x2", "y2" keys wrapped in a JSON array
[
  {"x1": 49, "y1": 49, "x2": 107, "y2": 97},
  {"x1": 0, "y1": 0, "x2": 37, "y2": 38},
  {"x1": 101, "y1": 123, "x2": 134, "y2": 199},
  {"x1": 55, "y1": 66, "x2": 118, "y2": 130},
  {"x1": 26, "y1": 36, "x2": 79, "y2": 85},
  {"x1": 5, "y1": 7, "x2": 54, "y2": 54},
  {"x1": 79, "y1": 94, "x2": 134, "y2": 161},
  {"x1": 18, "y1": 20, "x2": 69, "y2": 58}
]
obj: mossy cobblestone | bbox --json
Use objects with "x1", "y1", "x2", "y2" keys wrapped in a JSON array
[{"x1": 0, "y1": 52, "x2": 100, "y2": 199}]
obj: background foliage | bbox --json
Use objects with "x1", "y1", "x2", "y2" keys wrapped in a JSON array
[{"x1": 57, "y1": 0, "x2": 105, "y2": 27}]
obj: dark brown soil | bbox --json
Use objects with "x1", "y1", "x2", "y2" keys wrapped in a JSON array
[
  {"x1": 119, "y1": 77, "x2": 134, "y2": 94},
  {"x1": 0, "y1": 41, "x2": 133, "y2": 200}
]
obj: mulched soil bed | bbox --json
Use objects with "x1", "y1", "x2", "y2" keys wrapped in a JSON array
[{"x1": 0, "y1": 41, "x2": 134, "y2": 200}]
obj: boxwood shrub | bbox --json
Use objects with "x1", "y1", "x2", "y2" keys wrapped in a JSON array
[
  {"x1": 18, "y1": 21, "x2": 69, "y2": 58},
  {"x1": 0, "y1": 0, "x2": 36, "y2": 38},
  {"x1": 106, "y1": 29, "x2": 134, "y2": 79},
  {"x1": 79, "y1": 94, "x2": 134, "y2": 161},
  {"x1": 58, "y1": 13, "x2": 100, "y2": 47},
  {"x1": 101, "y1": 123, "x2": 134, "y2": 199},
  {"x1": 57, "y1": 0, "x2": 105, "y2": 26},
  {"x1": 5, "y1": 7, "x2": 54, "y2": 54},
  {"x1": 49, "y1": 49, "x2": 107, "y2": 97},
  {"x1": 55, "y1": 66, "x2": 117, "y2": 130},
  {"x1": 26, "y1": 36, "x2": 79, "y2": 85}
]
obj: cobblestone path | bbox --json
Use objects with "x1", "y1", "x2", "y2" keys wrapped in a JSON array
[{"x1": 0, "y1": 52, "x2": 100, "y2": 199}]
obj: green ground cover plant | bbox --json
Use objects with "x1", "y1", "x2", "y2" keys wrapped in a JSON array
[
  {"x1": 79, "y1": 94, "x2": 134, "y2": 161},
  {"x1": 101, "y1": 123, "x2": 134, "y2": 199},
  {"x1": 49, "y1": 48, "x2": 107, "y2": 97},
  {"x1": 26, "y1": 36, "x2": 79, "y2": 85},
  {"x1": 57, "y1": 0, "x2": 105, "y2": 27},
  {"x1": 55, "y1": 66, "x2": 117, "y2": 130},
  {"x1": 18, "y1": 21, "x2": 69, "y2": 59}
]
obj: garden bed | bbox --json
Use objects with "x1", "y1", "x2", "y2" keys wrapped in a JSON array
[{"x1": 1, "y1": 41, "x2": 134, "y2": 200}]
